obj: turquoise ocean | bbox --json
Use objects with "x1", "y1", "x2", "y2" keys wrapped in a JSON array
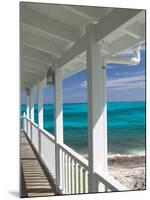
[{"x1": 21, "y1": 101, "x2": 146, "y2": 157}]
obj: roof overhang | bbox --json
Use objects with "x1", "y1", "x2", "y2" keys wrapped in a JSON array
[{"x1": 20, "y1": 3, "x2": 145, "y2": 89}]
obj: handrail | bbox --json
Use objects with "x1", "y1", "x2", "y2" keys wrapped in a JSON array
[
  {"x1": 58, "y1": 143, "x2": 88, "y2": 170},
  {"x1": 40, "y1": 127, "x2": 55, "y2": 142},
  {"x1": 22, "y1": 115, "x2": 128, "y2": 193},
  {"x1": 23, "y1": 116, "x2": 55, "y2": 141},
  {"x1": 94, "y1": 170, "x2": 128, "y2": 191},
  {"x1": 24, "y1": 116, "x2": 38, "y2": 128}
]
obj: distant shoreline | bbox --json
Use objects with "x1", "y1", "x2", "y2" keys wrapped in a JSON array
[{"x1": 21, "y1": 101, "x2": 145, "y2": 106}]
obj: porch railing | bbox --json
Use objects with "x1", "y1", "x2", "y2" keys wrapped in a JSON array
[{"x1": 22, "y1": 113, "x2": 127, "y2": 194}]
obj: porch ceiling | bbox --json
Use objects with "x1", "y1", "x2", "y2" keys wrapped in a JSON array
[{"x1": 20, "y1": 3, "x2": 145, "y2": 89}]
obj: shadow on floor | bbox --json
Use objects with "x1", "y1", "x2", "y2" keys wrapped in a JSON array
[{"x1": 20, "y1": 132, "x2": 58, "y2": 198}]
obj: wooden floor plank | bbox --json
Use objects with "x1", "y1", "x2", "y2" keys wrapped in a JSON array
[{"x1": 20, "y1": 132, "x2": 57, "y2": 198}]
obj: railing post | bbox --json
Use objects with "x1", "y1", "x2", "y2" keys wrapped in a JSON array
[
  {"x1": 86, "y1": 24, "x2": 108, "y2": 193},
  {"x1": 54, "y1": 61, "x2": 64, "y2": 193},
  {"x1": 37, "y1": 82, "x2": 43, "y2": 155}
]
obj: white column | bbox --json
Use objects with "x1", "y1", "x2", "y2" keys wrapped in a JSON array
[
  {"x1": 38, "y1": 83, "x2": 43, "y2": 129},
  {"x1": 26, "y1": 90, "x2": 30, "y2": 136},
  {"x1": 37, "y1": 82, "x2": 43, "y2": 154},
  {"x1": 30, "y1": 88, "x2": 34, "y2": 141},
  {"x1": 54, "y1": 62, "x2": 64, "y2": 192},
  {"x1": 86, "y1": 24, "x2": 107, "y2": 192},
  {"x1": 31, "y1": 88, "x2": 34, "y2": 122},
  {"x1": 26, "y1": 92, "x2": 30, "y2": 119}
]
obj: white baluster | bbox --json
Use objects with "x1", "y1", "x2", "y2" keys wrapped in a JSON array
[
  {"x1": 62, "y1": 151, "x2": 65, "y2": 193},
  {"x1": 80, "y1": 166, "x2": 83, "y2": 193},
  {"x1": 68, "y1": 156, "x2": 71, "y2": 194},
  {"x1": 85, "y1": 170, "x2": 88, "y2": 193},
  {"x1": 75, "y1": 162, "x2": 79, "y2": 194},
  {"x1": 65, "y1": 153, "x2": 68, "y2": 194},
  {"x1": 71, "y1": 159, "x2": 75, "y2": 194},
  {"x1": 59, "y1": 148, "x2": 63, "y2": 190}
]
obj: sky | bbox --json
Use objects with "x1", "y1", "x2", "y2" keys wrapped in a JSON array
[{"x1": 21, "y1": 43, "x2": 145, "y2": 104}]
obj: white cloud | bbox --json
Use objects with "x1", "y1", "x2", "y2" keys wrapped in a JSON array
[
  {"x1": 80, "y1": 80, "x2": 87, "y2": 88},
  {"x1": 107, "y1": 75, "x2": 145, "y2": 86},
  {"x1": 115, "y1": 70, "x2": 145, "y2": 77},
  {"x1": 108, "y1": 81, "x2": 145, "y2": 91},
  {"x1": 107, "y1": 75, "x2": 145, "y2": 92},
  {"x1": 79, "y1": 74, "x2": 145, "y2": 92}
]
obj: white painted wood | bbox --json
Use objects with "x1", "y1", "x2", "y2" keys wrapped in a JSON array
[
  {"x1": 65, "y1": 153, "x2": 68, "y2": 194},
  {"x1": 21, "y1": 5, "x2": 145, "y2": 90},
  {"x1": 22, "y1": 76, "x2": 38, "y2": 86},
  {"x1": 75, "y1": 162, "x2": 79, "y2": 194},
  {"x1": 40, "y1": 127, "x2": 55, "y2": 141},
  {"x1": 22, "y1": 31, "x2": 65, "y2": 56},
  {"x1": 31, "y1": 122, "x2": 39, "y2": 151},
  {"x1": 58, "y1": 34, "x2": 87, "y2": 68},
  {"x1": 86, "y1": 24, "x2": 107, "y2": 192},
  {"x1": 71, "y1": 159, "x2": 75, "y2": 194},
  {"x1": 64, "y1": 6, "x2": 112, "y2": 21},
  {"x1": 109, "y1": 33, "x2": 145, "y2": 55},
  {"x1": 30, "y1": 88, "x2": 34, "y2": 122},
  {"x1": 26, "y1": 92, "x2": 30, "y2": 119},
  {"x1": 21, "y1": 56, "x2": 48, "y2": 70},
  {"x1": 50, "y1": 143, "x2": 52, "y2": 177},
  {"x1": 123, "y1": 22, "x2": 144, "y2": 39},
  {"x1": 30, "y1": 89, "x2": 34, "y2": 142},
  {"x1": 21, "y1": 6, "x2": 80, "y2": 42},
  {"x1": 23, "y1": 112, "x2": 27, "y2": 133},
  {"x1": 62, "y1": 5, "x2": 94, "y2": 21},
  {"x1": 54, "y1": 62, "x2": 64, "y2": 192},
  {"x1": 68, "y1": 156, "x2": 71, "y2": 194},
  {"x1": 26, "y1": 92, "x2": 30, "y2": 137},
  {"x1": 80, "y1": 166, "x2": 83, "y2": 193},
  {"x1": 62, "y1": 151, "x2": 65, "y2": 193},
  {"x1": 59, "y1": 143, "x2": 88, "y2": 170},
  {"x1": 24, "y1": 117, "x2": 127, "y2": 193},
  {"x1": 84, "y1": 170, "x2": 88, "y2": 193},
  {"x1": 95, "y1": 9, "x2": 141, "y2": 42},
  {"x1": 21, "y1": 69, "x2": 41, "y2": 79},
  {"x1": 54, "y1": 65, "x2": 64, "y2": 144},
  {"x1": 21, "y1": 67, "x2": 42, "y2": 76},
  {"x1": 57, "y1": 10, "x2": 142, "y2": 69},
  {"x1": 59, "y1": 148, "x2": 63, "y2": 190},
  {"x1": 21, "y1": 64, "x2": 47, "y2": 78},
  {"x1": 94, "y1": 170, "x2": 127, "y2": 191},
  {"x1": 38, "y1": 82, "x2": 43, "y2": 129},
  {"x1": 22, "y1": 45, "x2": 53, "y2": 64},
  {"x1": 37, "y1": 82, "x2": 43, "y2": 155}
]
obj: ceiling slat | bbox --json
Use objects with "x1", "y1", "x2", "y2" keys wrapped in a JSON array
[{"x1": 21, "y1": 5, "x2": 80, "y2": 42}]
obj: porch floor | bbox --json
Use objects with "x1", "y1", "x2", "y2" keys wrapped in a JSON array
[{"x1": 20, "y1": 131, "x2": 57, "y2": 198}]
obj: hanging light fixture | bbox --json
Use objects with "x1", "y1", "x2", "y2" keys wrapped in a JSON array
[
  {"x1": 26, "y1": 88, "x2": 30, "y2": 96},
  {"x1": 47, "y1": 66, "x2": 55, "y2": 85}
]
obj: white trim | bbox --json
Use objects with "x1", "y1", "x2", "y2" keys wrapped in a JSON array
[
  {"x1": 86, "y1": 24, "x2": 107, "y2": 192},
  {"x1": 22, "y1": 30, "x2": 65, "y2": 56},
  {"x1": 30, "y1": 88, "x2": 34, "y2": 122},
  {"x1": 54, "y1": 62, "x2": 64, "y2": 191},
  {"x1": 21, "y1": 44, "x2": 53, "y2": 64},
  {"x1": 21, "y1": 6, "x2": 80, "y2": 42},
  {"x1": 37, "y1": 82, "x2": 43, "y2": 129}
]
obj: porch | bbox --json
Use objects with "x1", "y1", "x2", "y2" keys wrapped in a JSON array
[{"x1": 20, "y1": 2, "x2": 145, "y2": 196}]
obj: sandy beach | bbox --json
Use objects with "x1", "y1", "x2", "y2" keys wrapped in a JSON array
[
  {"x1": 83, "y1": 154, "x2": 145, "y2": 190},
  {"x1": 108, "y1": 155, "x2": 145, "y2": 190}
]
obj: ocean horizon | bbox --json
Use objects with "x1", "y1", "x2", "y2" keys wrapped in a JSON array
[{"x1": 21, "y1": 101, "x2": 146, "y2": 157}]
